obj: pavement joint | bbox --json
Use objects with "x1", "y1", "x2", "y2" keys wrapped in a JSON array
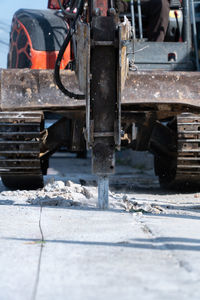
[{"x1": 31, "y1": 205, "x2": 45, "y2": 300}]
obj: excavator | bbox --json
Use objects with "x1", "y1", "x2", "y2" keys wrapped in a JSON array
[{"x1": 1, "y1": 0, "x2": 200, "y2": 208}]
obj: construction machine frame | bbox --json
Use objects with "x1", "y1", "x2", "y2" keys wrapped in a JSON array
[{"x1": 1, "y1": 0, "x2": 200, "y2": 207}]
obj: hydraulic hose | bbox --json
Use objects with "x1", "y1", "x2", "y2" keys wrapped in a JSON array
[
  {"x1": 58, "y1": 0, "x2": 77, "y2": 19},
  {"x1": 54, "y1": 0, "x2": 85, "y2": 99}
]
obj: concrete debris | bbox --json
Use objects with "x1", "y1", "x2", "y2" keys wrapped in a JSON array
[
  {"x1": 0, "y1": 179, "x2": 165, "y2": 212},
  {"x1": 81, "y1": 187, "x2": 93, "y2": 199},
  {"x1": 0, "y1": 179, "x2": 97, "y2": 208},
  {"x1": 122, "y1": 196, "x2": 164, "y2": 214},
  {"x1": 24, "y1": 180, "x2": 95, "y2": 207},
  {"x1": 44, "y1": 180, "x2": 66, "y2": 192},
  {"x1": 74, "y1": 186, "x2": 83, "y2": 193},
  {"x1": 66, "y1": 180, "x2": 74, "y2": 187},
  {"x1": 27, "y1": 195, "x2": 80, "y2": 207}
]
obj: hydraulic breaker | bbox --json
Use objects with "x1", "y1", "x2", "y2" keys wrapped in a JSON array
[{"x1": 87, "y1": 14, "x2": 119, "y2": 208}]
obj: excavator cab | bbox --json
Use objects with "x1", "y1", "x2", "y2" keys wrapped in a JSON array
[
  {"x1": 120, "y1": 0, "x2": 195, "y2": 71},
  {"x1": 122, "y1": 0, "x2": 183, "y2": 42}
]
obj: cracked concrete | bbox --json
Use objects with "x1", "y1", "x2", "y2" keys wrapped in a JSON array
[{"x1": 1, "y1": 152, "x2": 200, "y2": 300}]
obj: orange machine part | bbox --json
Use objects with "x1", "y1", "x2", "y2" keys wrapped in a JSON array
[
  {"x1": 48, "y1": 0, "x2": 109, "y2": 16},
  {"x1": 9, "y1": 17, "x2": 70, "y2": 70},
  {"x1": 48, "y1": 0, "x2": 64, "y2": 9},
  {"x1": 93, "y1": 0, "x2": 108, "y2": 16}
]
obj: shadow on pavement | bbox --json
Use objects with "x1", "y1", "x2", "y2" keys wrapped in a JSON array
[{"x1": 2, "y1": 237, "x2": 200, "y2": 251}]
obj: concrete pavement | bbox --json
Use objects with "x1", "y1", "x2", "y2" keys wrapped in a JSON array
[{"x1": 0, "y1": 154, "x2": 200, "y2": 300}]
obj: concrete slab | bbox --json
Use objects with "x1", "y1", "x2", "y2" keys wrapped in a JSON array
[{"x1": 1, "y1": 155, "x2": 200, "y2": 300}]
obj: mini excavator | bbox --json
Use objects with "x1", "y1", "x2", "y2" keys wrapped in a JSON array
[{"x1": 1, "y1": 0, "x2": 200, "y2": 208}]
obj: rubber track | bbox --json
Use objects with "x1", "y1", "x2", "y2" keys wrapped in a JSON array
[
  {"x1": 0, "y1": 112, "x2": 44, "y2": 175},
  {"x1": 175, "y1": 113, "x2": 200, "y2": 182}
]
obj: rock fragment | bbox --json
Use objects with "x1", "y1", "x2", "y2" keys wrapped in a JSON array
[
  {"x1": 44, "y1": 180, "x2": 66, "y2": 192},
  {"x1": 81, "y1": 187, "x2": 93, "y2": 199},
  {"x1": 122, "y1": 196, "x2": 164, "y2": 214}
]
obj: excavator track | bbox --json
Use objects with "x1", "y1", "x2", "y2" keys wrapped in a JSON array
[
  {"x1": 176, "y1": 113, "x2": 200, "y2": 182},
  {"x1": 156, "y1": 113, "x2": 200, "y2": 189},
  {"x1": 0, "y1": 112, "x2": 46, "y2": 190},
  {"x1": 154, "y1": 113, "x2": 200, "y2": 189}
]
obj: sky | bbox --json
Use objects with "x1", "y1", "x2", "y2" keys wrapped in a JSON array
[{"x1": 0, "y1": 0, "x2": 47, "y2": 68}]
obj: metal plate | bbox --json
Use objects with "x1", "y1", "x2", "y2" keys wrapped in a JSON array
[
  {"x1": 0, "y1": 69, "x2": 85, "y2": 110},
  {"x1": 1, "y1": 69, "x2": 200, "y2": 112},
  {"x1": 122, "y1": 71, "x2": 200, "y2": 109}
]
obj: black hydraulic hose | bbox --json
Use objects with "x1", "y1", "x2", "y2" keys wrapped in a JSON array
[
  {"x1": 54, "y1": 0, "x2": 85, "y2": 99},
  {"x1": 58, "y1": 0, "x2": 76, "y2": 19},
  {"x1": 174, "y1": 11, "x2": 180, "y2": 40}
]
